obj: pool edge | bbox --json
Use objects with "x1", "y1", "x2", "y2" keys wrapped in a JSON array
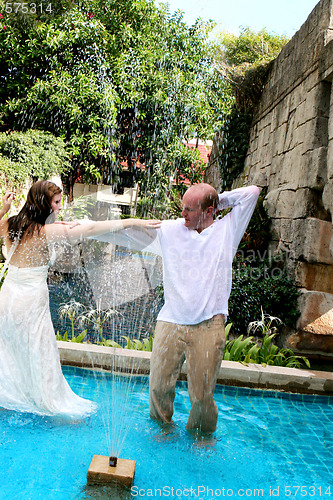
[{"x1": 57, "y1": 341, "x2": 333, "y2": 396}]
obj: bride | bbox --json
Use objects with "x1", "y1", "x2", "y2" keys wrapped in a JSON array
[{"x1": 0, "y1": 181, "x2": 160, "y2": 417}]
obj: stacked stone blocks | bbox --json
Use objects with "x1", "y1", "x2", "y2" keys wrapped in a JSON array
[{"x1": 208, "y1": 0, "x2": 333, "y2": 357}]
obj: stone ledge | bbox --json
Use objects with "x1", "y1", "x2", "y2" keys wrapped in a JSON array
[
  {"x1": 58, "y1": 341, "x2": 151, "y2": 374},
  {"x1": 287, "y1": 330, "x2": 333, "y2": 356},
  {"x1": 57, "y1": 341, "x2": 333, "y2": 396},
  {"x1": 297, "y1": 289, "x2": 333, "y2": 335},
  {"x1": 220, "y1": 360, "x2": 333, "y2": 395}
]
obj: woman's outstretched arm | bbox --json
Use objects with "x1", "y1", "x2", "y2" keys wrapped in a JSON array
[{"x1": 44, "y1": 217, "x2": 161, "y2": 243}]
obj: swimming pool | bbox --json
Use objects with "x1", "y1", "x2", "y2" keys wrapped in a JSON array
[{"x1": 0, "y1": 366, "x2": 332, "y2": 499}]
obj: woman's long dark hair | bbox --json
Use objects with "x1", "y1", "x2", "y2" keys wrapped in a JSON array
[{"x1": 7, "y1": 180, "x2": 62, "y2": 242}]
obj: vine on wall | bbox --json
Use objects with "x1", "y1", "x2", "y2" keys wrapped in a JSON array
[{"x1": 212, "y1": 27, "x2": 289, "y2": 188}]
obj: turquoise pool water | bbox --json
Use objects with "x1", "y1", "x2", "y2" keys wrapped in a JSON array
[{"x1": 0, "y1": 366, "x2": 332, "y2": 500}]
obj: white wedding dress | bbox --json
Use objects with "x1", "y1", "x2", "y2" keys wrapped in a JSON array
[{"x1": 0, "y1": 263, "x2": 96, "y2": 418}]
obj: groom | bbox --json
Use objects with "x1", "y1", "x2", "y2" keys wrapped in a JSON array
[{"x1": 147, "y1": 183, "x2": 259, "y2": 433}]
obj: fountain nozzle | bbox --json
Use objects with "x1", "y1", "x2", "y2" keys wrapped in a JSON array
[{"x1": 87, "y1": 455, "x2": 136, "y2": 487}]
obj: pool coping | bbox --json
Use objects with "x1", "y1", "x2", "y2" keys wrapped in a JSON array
[{"x1": 57, "y1": 341, "x2": 333, "y2": 396}]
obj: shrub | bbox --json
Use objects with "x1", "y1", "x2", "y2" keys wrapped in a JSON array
[
  {"x1": 0, "y1": 129, "x2": 69, "y2": 190},
  {"x1": 103, "y1": 335, "x2": 154, "y2": 351},
  {"x1": 56, "y1": 330, "x2": 87, "y2": 343},
  {"x1": 228, "y1": 257, "x2": 300, "y2": 337},
  {"x1": 223, "y1": 317, "x2": 310, "y2": 368}
]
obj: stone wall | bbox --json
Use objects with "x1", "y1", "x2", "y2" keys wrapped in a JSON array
[{"x1": 209, "y1": 0, "x2": 333, "y2": 357}]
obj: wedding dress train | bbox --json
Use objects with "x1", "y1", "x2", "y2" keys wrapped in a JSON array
[{"x1": 0, "y1": 264, "x2": 96, "y2": 417}]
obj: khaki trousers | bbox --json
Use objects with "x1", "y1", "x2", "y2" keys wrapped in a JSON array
[{"x1": 149, "y1": 316, "x2": 225, "y2": 433}]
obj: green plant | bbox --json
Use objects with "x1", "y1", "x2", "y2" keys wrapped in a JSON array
[
  {"x1": 58, "y1": 299, "x2": 86, "y2": 340},
  {"x1": 224, "y1": 334, "x2": 256, "y2": 362},
  {"x1": 79, "y1": 299, "x2": 117, "y2": 343},
  {"x1": 247, "y1": 308, "x2": 282, "y2": 336},
  {"x1": 56, "y1": 329, "x2": 88, "y2": 343},
  {"x1": 223, "y1": 316, "x2": 310, "y2": 368},
  {"x1": 101, "y1": 339, "x2": 123, "y2": 348},
  {"x1": 0, "y1": 1, "x2": 227, "y2": 199},
  {"x1": 212, "y1": 28, "x2": 289, "y2": 188},
  {"x1": 214, "y1": 27, "x2": 289, "y2": 113},
  {"x1": 123, "y1": 335, "x2": 154, "y2": 352},
  {"x1": 101, "y1": 333, "x2": 154, "y2": 351},
  {"x1": 229, "y1": 257, "x2": 300, "y2": 337},
  {"x1": 0, "y1": 130, "x2": 69, "y2": 190}
]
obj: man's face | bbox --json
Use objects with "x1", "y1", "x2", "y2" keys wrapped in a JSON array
[{"x1": 181, "y1": 191, "x2": 206, "y2": 231}]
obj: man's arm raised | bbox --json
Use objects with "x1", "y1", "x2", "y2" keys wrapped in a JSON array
[{"x1": 217, "y1": 185, "x2": 260, "y2": 252}]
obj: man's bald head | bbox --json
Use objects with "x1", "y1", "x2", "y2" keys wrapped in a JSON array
[
  {"x1": 184, "y1": 183, "x2": 219, "y2": 211},
  {"x1": 181, "y1": 183, "x2": 219, "y2": 232}
]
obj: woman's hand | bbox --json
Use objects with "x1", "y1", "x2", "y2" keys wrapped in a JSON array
[
  {"x1": 126, "y1": 219, "x2": 161, "y2": 230},
  {"x1": 54, "y1": 220, "x2": 80, "y2": 228},
  {"x1": 0, "y1": 191, "x2": 15, "y2": 219},
  {"x1": 122, "y1": 218, "x2": 161, "y2": 239},
  {"x1": 2, "y1": 192, "x2": 15, "y2": 210}
]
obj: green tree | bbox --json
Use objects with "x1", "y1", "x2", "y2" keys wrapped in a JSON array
[
  {"x1": 0, "y1": 129, "x2": 69, "y2": 192},
  {"x1": 0, "y1": 0, "x2": 228, "y2": 205},
  {"x1": 214, "y1": 27, "x2": 289, "y2": 111},
  {"x1": 0, "y1": 5, "x2": 117, "y2": 194}
]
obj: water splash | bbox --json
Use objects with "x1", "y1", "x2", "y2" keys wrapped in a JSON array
[{"x1": 48, "y1": 193, "x2": 163, "y2": 458}]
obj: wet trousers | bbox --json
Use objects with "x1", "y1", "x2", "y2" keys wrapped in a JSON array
[{"x1": 149, "y1": 316, "x2": 225, "y2": 433}]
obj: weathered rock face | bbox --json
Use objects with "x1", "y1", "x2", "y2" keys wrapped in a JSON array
[{"x1": 208, "y1": 0, "x2": 333, "y2": 357}]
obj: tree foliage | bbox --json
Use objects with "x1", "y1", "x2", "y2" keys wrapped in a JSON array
[
  {"x1": 210, "y1": 27, "x2": 289, "y2": 189},
  {"x1": 0, "y1": 0, "x2": 228, "y2": 203},
  {"x1": 214, "y1": 27, "x2": 289, "y2": 112},
  {"x1": 0, "y1": 129, "x2": 69, "y2": 192}
]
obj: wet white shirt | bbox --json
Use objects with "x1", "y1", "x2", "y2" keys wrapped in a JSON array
[
  {"x1": 84, "y1": 185, "x2": 259, "y2": 325},
  {"x1": 156, "y1": 186, "x2": 260, "y2": 325}
]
